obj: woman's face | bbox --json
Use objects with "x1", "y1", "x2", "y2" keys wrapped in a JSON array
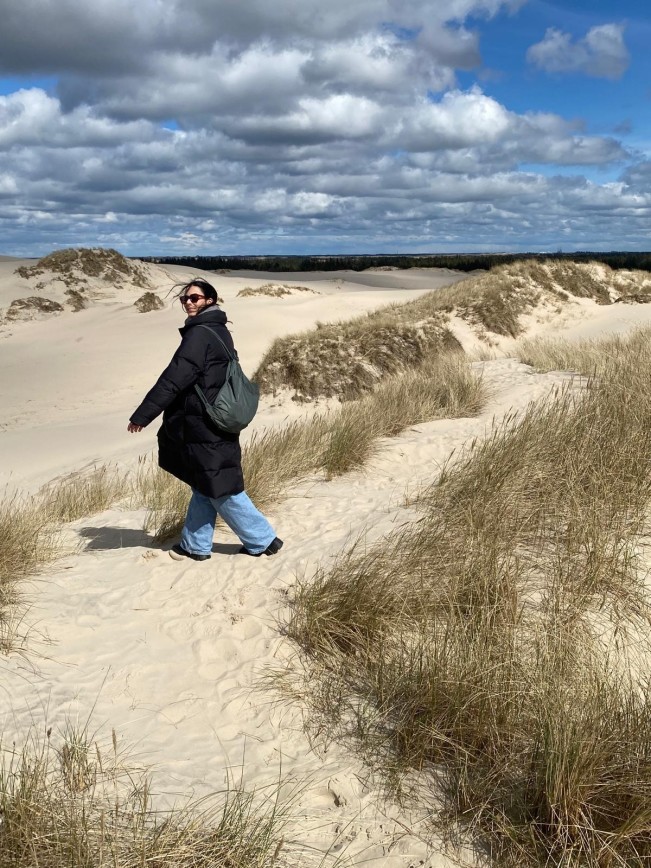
[{"x1": 180, "y1": 286, "x2": 213, "y2": 317}]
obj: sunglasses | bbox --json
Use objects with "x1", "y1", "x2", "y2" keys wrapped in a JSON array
[{"x1": 179, "y1": 293, "x2": 206, "y2": 304}]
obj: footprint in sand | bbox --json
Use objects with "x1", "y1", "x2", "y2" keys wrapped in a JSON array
[
  {"x1": 193, "y1": 634, "x2": 239, "y2": 667},
  {"x1": 229, "y1": 615, "x2": 264, "y2": 642},
  {"x1": 75, "y1": 613, "x2": 102, "y2": 629}
]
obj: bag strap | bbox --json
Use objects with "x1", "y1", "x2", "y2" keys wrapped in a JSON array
[{"x1": 194, "y1": 323, "x2": 237, "y2": 361}]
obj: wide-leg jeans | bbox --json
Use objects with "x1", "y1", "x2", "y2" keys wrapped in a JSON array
[{"x1": 180, "y1": 489, "x2": 276, "y2": 556}]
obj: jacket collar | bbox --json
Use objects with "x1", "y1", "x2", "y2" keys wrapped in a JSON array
[{"x1": 179, "y1": 305, "x2": 227, "y2": 335}]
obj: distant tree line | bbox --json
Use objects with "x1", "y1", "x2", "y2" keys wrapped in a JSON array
[{"x1": 140, "y1": 251, "x2": 651, "y2": 274}]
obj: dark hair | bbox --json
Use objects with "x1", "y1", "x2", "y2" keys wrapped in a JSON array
[{"x1": 178, "y1": 277, "x2": 219, "y2": 305}]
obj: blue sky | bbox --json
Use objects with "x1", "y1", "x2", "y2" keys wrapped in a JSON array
[{"x1": 0, "y1": 0, "x2": 649, "y2": 256}]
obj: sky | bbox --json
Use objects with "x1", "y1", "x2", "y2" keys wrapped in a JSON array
[{"x1": 0, "y1": 0, "x2": 650, "y2": 257}]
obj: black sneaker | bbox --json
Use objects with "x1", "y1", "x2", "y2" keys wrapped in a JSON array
[
  {"x1": 169, "y1": 544, "x2": 211, "y2": 562},
  {"x1": 240, "y1": 537, "x2": 284, "y2": 557}
]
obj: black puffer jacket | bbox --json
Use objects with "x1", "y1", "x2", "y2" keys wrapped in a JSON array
[{"x1": 130, "y1": 306, "x2": 244, "y2": 499}]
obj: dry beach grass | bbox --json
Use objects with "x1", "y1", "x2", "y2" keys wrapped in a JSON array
[
  {"x1": 516, "y1": 327, "x2": 651, "y2": 377},
  {"x1": 286, "y1": 329, "x2": 651, "y2": 867},
  {"x1": 0, "y1": 726, "x2": 293, "y2": 868},
  {"x1": 237, "y1": 283, "x2": 318, "y2": 298}
]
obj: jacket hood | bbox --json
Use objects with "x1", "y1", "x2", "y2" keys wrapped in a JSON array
[{"x1": 179, "y1": 305, "x2": 227, "y2": 334}]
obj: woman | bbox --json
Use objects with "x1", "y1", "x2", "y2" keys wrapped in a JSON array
[{"x1": 128, "y1": 278, "x2": 282, "y2": 562}]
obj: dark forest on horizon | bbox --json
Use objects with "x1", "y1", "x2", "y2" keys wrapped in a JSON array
[{"x1": 140, "y1": 251, "x2": 651, "y2": 274}]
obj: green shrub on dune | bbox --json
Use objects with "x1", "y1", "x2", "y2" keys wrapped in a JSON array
[{"x1": 254, "y1": 310, "x2": 461, "y2": 401}]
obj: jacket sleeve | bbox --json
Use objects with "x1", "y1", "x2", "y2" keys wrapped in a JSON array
[{"x1": 129, "y1": 331, "x2": 206, "y2": 427}]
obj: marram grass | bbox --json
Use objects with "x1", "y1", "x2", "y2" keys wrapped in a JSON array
[
  {"x1": 287, "y1": 331, "x2": 651, "y2": 867},
  {"x1": 516, "y1": 324, "x2": 651, "y2": 377},
  {"x1": 0, "y1": 726, "x2": 292, "y2": 868}
]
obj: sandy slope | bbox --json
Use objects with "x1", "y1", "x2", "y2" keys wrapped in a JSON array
[
  {"x1": 0, "y1": 261, "x2": 465, "y2": 492},
  {"x1": 3, "y1": 258, "x2": 651, "y2": 865}
]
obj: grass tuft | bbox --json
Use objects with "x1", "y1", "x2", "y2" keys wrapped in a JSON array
[
  {"x1": 0, "y1": 726, "x2": 291, "y2": 868},
  {"x1": 0, "y1": 490, "x2": 60, "y2": 651},
  {"x1": 237, "y1": 283, "x2": 317, "y2": 298},
  {"x1": 134, "y1": 455, "x2": 190, "y2": 543},
  {"x1": 39, "y1": 464, "x2": 131, "y2": 524},
  {"x1": 254, "y1": 308, "x2": 461, "y2": 401},
  {"x1": 516, "y1": 326, "x2": 651, "y2": 377},
  {"x1": 15, "y1": 247, "x2": 152, "y2": 288}
]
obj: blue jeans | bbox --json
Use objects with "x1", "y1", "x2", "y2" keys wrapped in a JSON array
[{"x1": 180, "y1": 489, "x2": 276, "y2": 556}]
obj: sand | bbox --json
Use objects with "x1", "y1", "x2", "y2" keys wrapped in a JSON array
[{"x1": 3, "y1": 257, "x2": 651, "y2": 865}]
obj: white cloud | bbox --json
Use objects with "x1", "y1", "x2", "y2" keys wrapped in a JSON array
[
  {"x1": 236, "y1": 94, "x2": 385, "y2": 144},
  {"x1": 416, "y1": 23, "x2": 481, "y2": 70},
  {"x1": 0, "y1": 174, "x2": 19, "y2": 195},
  {"x1": 397, "y1": 88, "x2": 512, "y2": 150},
  {"x1": 0, "y1": 0, "x2": 522, "y2": 71},
  {"x1": 0, "y1": 89, "x2": 155, "y2": 148},
  {"x1": 527, "y1": 24, "x2": 629, "y2": 80},
  {"x1": 302, "y1": 33, "x2": 418, "y2": 94},
  {"x1": 622, "y1": 161, "x2": 651, "y2": 194}
]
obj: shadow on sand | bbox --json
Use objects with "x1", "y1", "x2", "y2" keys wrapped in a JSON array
[{"x1": 78, "y1": 526, "x2": 242, "y2": 556}]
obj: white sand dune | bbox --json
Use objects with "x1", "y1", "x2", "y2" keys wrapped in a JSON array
[
  {"x1": 0, "y1": 260, "x2": 465, "y2": 492},
  {"x1": 3, "y1": 256, "x2": 651, "y2": 865}
]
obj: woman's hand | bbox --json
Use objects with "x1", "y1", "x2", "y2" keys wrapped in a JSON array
[{"x1": 127, "y1": 422, "x2": 144, "y2": 433}]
